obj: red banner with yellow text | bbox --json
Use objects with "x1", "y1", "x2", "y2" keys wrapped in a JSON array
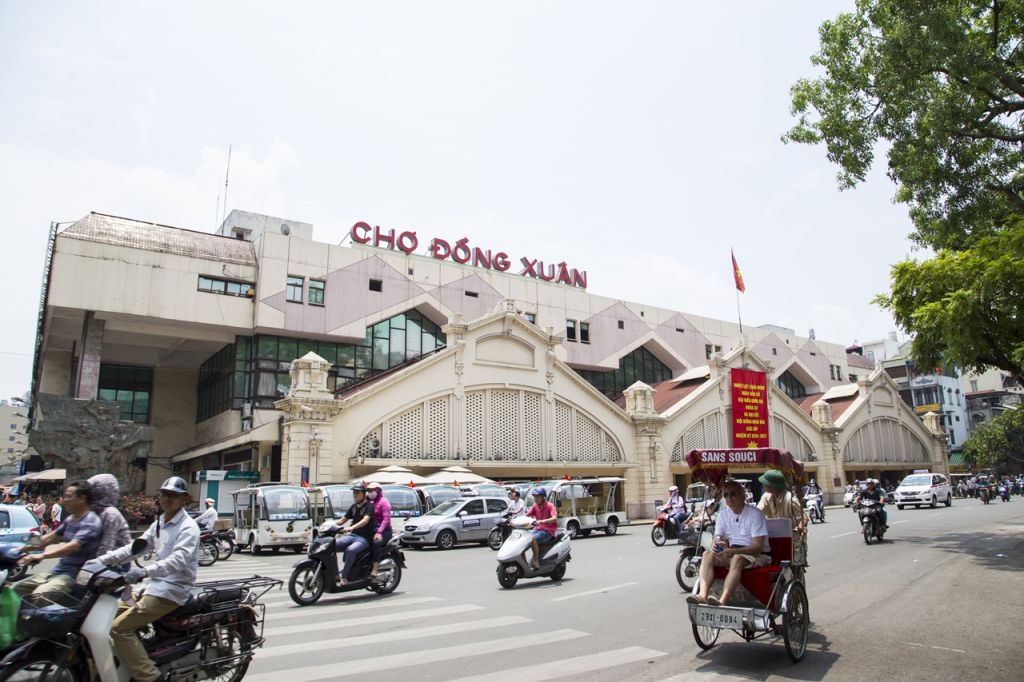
[{"x1": 731, "y1": 368, "x2": 769, "y2": 448}]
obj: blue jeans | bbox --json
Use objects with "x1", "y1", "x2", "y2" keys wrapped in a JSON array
[
  {"x1": 668, "y1": 512, "x2": 686, "y2": 536},
  {"x1": 371, "y1": 527, "x2": 393, "y2": 562},
  {"x1": 531, "y1": 529, "x2": 553, "y2": 544},
  {"x1": 334, "y1": 535, "x2": 369, "y2": 579}
]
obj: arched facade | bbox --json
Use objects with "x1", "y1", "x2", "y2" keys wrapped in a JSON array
[{"x1": 841, "y1": 417, "x2": 930, "y2": 464}]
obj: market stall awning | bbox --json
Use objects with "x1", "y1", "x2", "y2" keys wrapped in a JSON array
[
  {"x1": 171, "y1": 420, "x2": 279, "y2": 464},
  {"x1": 14, "y1": 469, "x2": 67, "y2": 482},
  {"x1": 948, "y1": 452, "x2": 966, "y2": 468}
]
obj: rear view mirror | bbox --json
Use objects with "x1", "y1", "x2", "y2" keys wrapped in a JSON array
[{"x1": 457, "y1": 511, "x2": 467, "y2": 517}]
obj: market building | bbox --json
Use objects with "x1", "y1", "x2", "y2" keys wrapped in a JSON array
[{"x1": 29, "y1": 210, "x2": 950, "y2": 506}]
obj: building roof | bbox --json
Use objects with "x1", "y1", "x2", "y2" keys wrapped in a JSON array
[
  {"x1": 846, "y1": 353, "x2": 874, "y2": 370},
  {"x1": 796, "y1": 390, "x2": 857, "y2": 420},
  {"x1": 61, "y1": 212, "x2": 256, "y2": 266},
  {"x1": 613, "y1": 376, "x2": 707, "y2": 413}
]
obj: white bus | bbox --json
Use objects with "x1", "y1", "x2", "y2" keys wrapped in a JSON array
[{"x1": 232, "y1": 483, "x2": 313, "y2": 554}]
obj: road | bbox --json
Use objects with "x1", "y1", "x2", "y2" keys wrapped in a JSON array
[{"x1": 35, "y1": 498, "x2": 1024, "y2": 680}]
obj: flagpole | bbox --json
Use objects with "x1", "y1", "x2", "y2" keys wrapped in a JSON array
[{"x1": 736, "y1": 286, "x2": 744, "y2": 337}]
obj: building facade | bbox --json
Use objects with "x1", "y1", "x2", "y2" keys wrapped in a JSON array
[{"x1": 31, "y1": 211, "x2": 950, "y2": 504}]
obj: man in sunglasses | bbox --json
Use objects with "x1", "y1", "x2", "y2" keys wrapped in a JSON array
[{"x1": 688, "y1": 479, "x2": 770, "y2": 606}]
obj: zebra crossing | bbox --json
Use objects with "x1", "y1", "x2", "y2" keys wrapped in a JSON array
[{"x1": 196, "y1": 558, "x2": 668, "y2": 681}]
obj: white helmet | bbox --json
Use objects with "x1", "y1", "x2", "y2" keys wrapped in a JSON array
[
  {"x1": 668, "y1": 485, "x2": 679, "y2": 492},
  {"x1": 205, "y1": 498, "x2": 215, "y2": 505},
  {"x1": 159, "y1": 477, "x2": 189, "y2": 495}
]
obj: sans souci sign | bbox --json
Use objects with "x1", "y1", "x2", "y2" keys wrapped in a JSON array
[{"x1": 350, "y1": 222, "x2": 588, "y2": 289}]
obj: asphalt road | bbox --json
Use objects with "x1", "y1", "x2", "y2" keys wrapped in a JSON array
[{"x1": 32, "y1": 498, "x2": 1024, "y2": 680}]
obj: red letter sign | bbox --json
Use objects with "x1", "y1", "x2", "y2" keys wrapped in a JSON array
[{"x1": 731, "y1": 368, "x2": 769, "y2": 448}]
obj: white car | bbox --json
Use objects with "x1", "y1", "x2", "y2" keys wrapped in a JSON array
[{"x1": 895, "y1": 473, "x2": 952, "y2": 510}]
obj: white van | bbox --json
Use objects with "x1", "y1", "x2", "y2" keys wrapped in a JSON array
[{"x1": 895, "y1": 473, "x2": 952, "y2": 510}]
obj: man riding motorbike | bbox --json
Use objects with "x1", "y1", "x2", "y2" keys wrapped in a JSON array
[
  {"x1": 16, "y1": 480, "x2": 102, "y2": 598},
  {"x1": 99, "y1": 476, "x2": 199, "y2": 682},
  {"x1": 757, "y1": 470, "x2": 808, "y2": 565},
  {"x1": 330, "y1": 484, "x2": 376, "y2": 586},
  {"x1": 689, "y1": 479, "x2": 771, "y2": 606},
  {"x1": 367, "y1": 485, "x2": 392, "y2": 579},
  {"x1": 855, "y1": 479, "x2": 888, "y2": 529},
  {"x1": 525, "y1": 488, "x2": 558, "y2": 570},
  {"x1": 195, "y1": 497, "x2": 218, "y2": 531},
  {"x1": 662, "y1": 485, "x2": 689, "y2": 544},
  {"x1": 801, "y1": 478, "x2": 825, "y2": 521},
  {"x1": 506, "y1": 489, "x2": 526, "y2": 517}
]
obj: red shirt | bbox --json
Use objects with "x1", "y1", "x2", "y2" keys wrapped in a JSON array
[{"x1": 526, "y1": 501, "x2": 558, "y2": 535}]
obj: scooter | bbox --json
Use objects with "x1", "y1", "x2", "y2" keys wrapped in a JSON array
[
  {"x1": 980, "y1": 487, "x2": 991, "y2": 504},
  {"x1": 288, "y1": 522, "x2": 405, "y2": 605},
  {"x1": 856, "y1": 499, "x2": 886, "y2": 545},
  {"x1": 488, "y1": 510, "x2": 517, "y2": 550},
  {"x1": 198, "y1": 530, "x2": 219, "y2": 567},
  {"x1": 998, "y1": 484, "x2": 1010, "y2": 502},
  {"x1": 0, "y1": 539, "x2": 280, "y2": 682},
  {"x1": 843, "y1": 490, "x2": 856, "y2": 507},
  {"x1": 214, "y1": 529, "x2": 236, "y2": 561},
  {"x1": 496, "y1": 517, "x2": 571, "y2": 588},
  {"x1": 651, "y1": 507, "x2": 691, "y2": 546},
  {"x1": 805, "y1": 493, "x2": 825, "y2": 524}
]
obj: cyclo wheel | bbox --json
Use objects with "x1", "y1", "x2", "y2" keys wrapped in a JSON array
[
  {"x1": 782, "y1": 581, "x2": 809, "y2": 662},
  {"x1": 691, "y1": 621, "x2": 720, "y2": 650}
]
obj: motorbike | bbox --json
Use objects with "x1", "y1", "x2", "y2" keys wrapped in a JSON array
[
  {"x1": 488, "y1": 510, "x2": 518, "y2": 550},
  {"x1": 843, "y1": 490, "x2": 855, "y2": 507},
  {"x1": 496, "y1": 517, "x2": 571, "y2": 588},
  {"x1": 198, "y1": 530, "x2": 219, "y2": 567},
  {"x1": 674, "y1": 518, "x2": 715, "y2": 592},
  {"x1": 856, "y1": 499, "x2": 885, "y2": 545},
  {"x1": 0, "y1": 538, "x2": 279, "y2": 682},
  {"x1": 288, "y1": 522, "x2": 405, "y2": 606},
  {"x1": 805, "y1": 493, "x2": 824, "y2": 524},
  {"x1": 980, "y1": 487, "x2": 991, "y2": 504},
  {"x1": 214, "y1": 529, "x2": 236, "y2": 561},
  {"x1": 998, "y1": 485, "x2": 1010, "y2": 502},
  {"x1": 651, "y1": 507, "x2": 691, "y2": 547}
]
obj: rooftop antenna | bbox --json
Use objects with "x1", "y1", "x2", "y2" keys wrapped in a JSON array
[{"x1": 221, "y1": 144, "x2": 232, "y2": 226}]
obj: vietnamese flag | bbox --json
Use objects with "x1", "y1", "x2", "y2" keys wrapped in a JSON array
[{"x1": 731, "y1": 250, "x2": 746, "y2": 293}]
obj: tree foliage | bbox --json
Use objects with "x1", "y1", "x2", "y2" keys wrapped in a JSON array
[
  {"x1": 875, "y1": 221, "x2": 1024, "y2": 379},
  {"x1": 963, "y1": 405, "x2": 1024, "y2": 469},
  {"x1": 786, "y1": 0, "x2": 1024, "y2": 250}
]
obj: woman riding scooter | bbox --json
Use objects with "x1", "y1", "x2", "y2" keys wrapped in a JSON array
[
  {"x1": 368, "y1": 484, "x2": 392, "y2": 579},
  {"x1": 331, "y1": 484, "x2": 376, "y2": 586},
  {"x1": 525, "y1": 488, "x2": 558, "y2": 570}
]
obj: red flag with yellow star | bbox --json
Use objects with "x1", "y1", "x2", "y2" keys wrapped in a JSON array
[{"x1": 731, "y1": 249, "x2": 745, "y2": 293}]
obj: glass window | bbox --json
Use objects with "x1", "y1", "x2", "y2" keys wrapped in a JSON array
[
  {"x1": 369, "y1": 278, "x2": 383, "y2": 292},
  {"x1": 98, "y1": 364, "x2": 153, "y2": 423},
  {"x1": 462, "y1": 499, "x2": 485, "y2": 515},
  {"x1": 525, "y1": 312, "x2": 536, "y2": 324},
  {"x1": 286, "y1": 276, "x2": 304, "y2": 302},
  {"x1": 575, "y1": 346, "x2": 673, "y2": 400},
  {"x1": 580, "y1": 322, "x2": 590, "y2": 344},
  {"x1": 308, "y1": 279, "x2": 325, "y2": 305},
  {"x1": 566, "y1": 320, "x2": 577, "y2": 342},
  {"x1": 775, "y1": 370, "x2": 807, "y2": 400},
  {"x1": 486, "y1": 499, "x2": 509, "y2": 513}
]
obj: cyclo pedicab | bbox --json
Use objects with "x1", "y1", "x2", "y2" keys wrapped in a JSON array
[{"x1": 683, "y1": 447, "x2": 810, "y2": 662}]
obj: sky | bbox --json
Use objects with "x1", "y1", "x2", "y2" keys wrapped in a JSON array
[{"x1": 0, "y1": 1, "x2": 921, "y2": 402}]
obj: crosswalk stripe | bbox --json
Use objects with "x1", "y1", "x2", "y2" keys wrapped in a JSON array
[
  {"x1": 550, "y1": 582, "x2": 638, "y2": 602},
  {"x1": 449, "y1": 645, "x2": 667, "y2": 682},
  {"x1": 260, "y1": 604, "x2": 484, "y2": 638},
  {"x1": 246, "y1": 628, "x2": 587, "y2": 681},
  {"x1": 266, "y1": 595, "x2": 442, "y2": 619},
  {"x1": 259, "y1": 615, "x2": 531, "y2": 659}
]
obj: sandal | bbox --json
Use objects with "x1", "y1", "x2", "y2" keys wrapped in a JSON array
[{"x1": 685, "y1": 595, "x2": 706, "y2": 605}]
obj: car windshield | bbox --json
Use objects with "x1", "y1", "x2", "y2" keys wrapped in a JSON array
[
  {"x1": 325, "y1": 487, "x2": 354, "y2": 519},
  {"x1": 262, "y1": 488, "x2": 310, "y2": 521},
  {"x1": 425, "y1": 500, "x2": 463, "y2": 516},
  {"x1": 902, "y1": 475, "x2": 931, "y2": 487}
]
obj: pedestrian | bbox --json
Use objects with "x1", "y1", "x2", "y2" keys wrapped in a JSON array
[
  {"x1": 50, "y1": 497, "x2": 63, "y2": 527},
  {"x1": 30, "y1": 496, "x2": 46, "y2": 523}
]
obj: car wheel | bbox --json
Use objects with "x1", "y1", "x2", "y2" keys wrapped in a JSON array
[
  {"x1": 930, "y1": 495, "x2": 937, "y2": 509},
  {"x1": 566, "y1": 521, "x2": 580, "y2": 539},
  {"x1": 945, "y1": 494, "x2": 952, "y2": 507},
  {"x1": 604, "y1": 518, "x2": 619, "y2": 535},
  {"x1": 436, "y1": 530, "x2": 457, "y2": 550},
  {"x1": 249, "y1": 535, "x2": 261, "y2": 555}
]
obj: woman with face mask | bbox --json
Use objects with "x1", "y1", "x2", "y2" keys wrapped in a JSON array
[{"x1": 367, "y1": 485, "x2": 392, "y2": 579}]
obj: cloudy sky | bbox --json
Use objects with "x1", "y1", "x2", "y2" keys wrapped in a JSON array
[{"x1": 0, "y1": 1, "x2": 919, "y2": 401}]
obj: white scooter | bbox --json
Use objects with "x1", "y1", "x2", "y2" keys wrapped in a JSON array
[
  {"x1": 805, "y1": 493, "x2": 825, "y2": 523},
  {"x1": 496, "y1": 517, "x2": 571, "y2": 588}
]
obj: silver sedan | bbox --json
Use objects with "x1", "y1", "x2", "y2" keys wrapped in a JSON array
[{"x1": 401, "y1": 496, "x2": 510, "y2": 550}]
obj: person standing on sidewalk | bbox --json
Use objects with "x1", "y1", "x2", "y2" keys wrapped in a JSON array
[{"x1": 99, "y1": 476, "x2": 199, "y2": 682}]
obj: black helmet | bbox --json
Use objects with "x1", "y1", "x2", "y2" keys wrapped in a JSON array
[
  {"x1": 159, "y1": 476, "x2": 189, "y2": 495},
  {"x1": 351, "y1": 483, "x2": 367, "y2": 494}
]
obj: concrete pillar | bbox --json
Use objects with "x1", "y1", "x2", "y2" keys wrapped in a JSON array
[
  {"x1": 623, "y1": 382, "x2": 668, "y2": 511},
  {"x1": 922, "y1": 411, "x2": 951, "y2": 476},
  {"x1": 73, "y1": 312, "x2": 104, "y2": 400},
  {"x1": 275, "y1": 352, "x2": 341, "y2": 485},
  {"x1": 811, "y1": 399, "x2": 844, "y2": 504}
]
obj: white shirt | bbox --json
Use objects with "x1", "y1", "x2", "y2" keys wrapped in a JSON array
[
  {"x1": 507, "y1": 498, "x2": 525, "y2": 516},
  {"x1": 715, "y1": 503, "x2": 770, "y2": 553},
  {"x1": 105, "y1": 508, "x2": 199, "y2": 605},
  {"x1": 195, "y1": 506, "x2": 218, "y2": 530}
]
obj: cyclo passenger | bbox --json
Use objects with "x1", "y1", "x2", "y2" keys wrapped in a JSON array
[
  {"x1": 855, "y1": 479, "x2": 888, "y2": 529},
  {"x1": 16, "y1": 480, "x2": 102, "y2": 598},
  {"x1": 367, "y1": 484, "x2": 391, "y2": 579},
  {"x1": 330, "y1": 483, "x2": 376, "y2": 586},
  {"x1": 99, "y1": 476, "x2": 199, "y2": 682},
  {"x1": 525, "y1": 487, "x2": 558, "y2": 570},
  {"x1": 756, "y1": 470, "x2": 807, "y2": 565},
  {"x1": 688, "y1": 479, "x2": 771, "y2": 607}
]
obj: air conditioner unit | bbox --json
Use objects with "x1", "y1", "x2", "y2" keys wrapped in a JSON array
[{"x1": 241, "y1": 403, "x2": 252, "y2": 418}]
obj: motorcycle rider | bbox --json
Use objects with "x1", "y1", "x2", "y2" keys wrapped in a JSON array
[
  {"x1": 99, "y1": 476, "x2": 199, "y2": 682},
  {"x1": 331, "y1": 483, "x2": 376, "y2": 586},
  {"x1": 662, "y1": 485, "x2": 689, "y2": 543},
  {"x1": 88, "y1": 473, "x2": 131, "y2": 556},
  {"x1": 802, "y1": 478, "x2": 825, "y2": 521},
  {"x1": 757, "y1": 470, "x2": 808, "y2": 564},
  {"x1": 506, "y1": 488, "x2": 526, "y2": 517},
  {"x1": 16, "y1": 480, "x2": 102, "y2": 597},
  {"x1": 855, "y1": 479, "x2": 888, "y2": 529},
  {"x1": 525, "y1": 487, "x2": 558, "y2": 570},
  {"x1": 195, "y1": 497, "x2": 218, "y2": 531},
  {"x1": 367, "y1": 484, "x2": 392, "y2": 579}
]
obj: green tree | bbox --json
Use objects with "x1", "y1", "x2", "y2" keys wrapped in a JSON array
[
  {"x1": 787, "y1": 1, "x2": 1024, "y2": 379},
  {"x1": 785, "y1": 0, "x2": 1024, "y2": 250},
  {"x1": 963, "y1": 406, "x2": 1024, "y2": 470},
  {"x1": 874, "y1": 221, "x2": 1024, "y2": 379}
]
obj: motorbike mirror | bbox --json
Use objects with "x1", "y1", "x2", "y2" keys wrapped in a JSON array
[
  {"x1": 26, "y1": 535, "x2": 43, "y2": 548},
  {"x1": 130, "y1": 538, "x2": 149, "y2": 555}
]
